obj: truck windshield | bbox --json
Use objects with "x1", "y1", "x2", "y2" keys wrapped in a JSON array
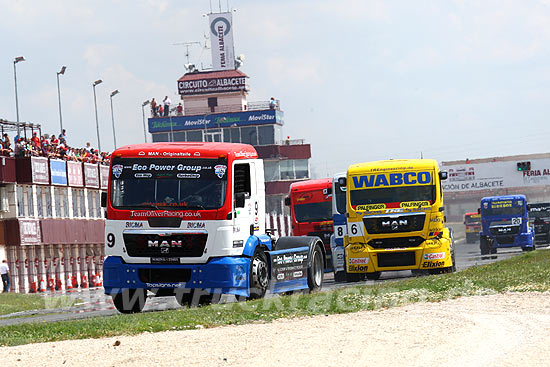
[
  {"x1": 294, "y1": 201, "x2": 332, "y2": 223},
  {"x1": 529, "y1": 210, "x2": 550, "y2": 219},
  {"x1": 350, "y1": 185, "x2": 436, "y2": 206},
  {"x1": 483, "y1": 206, "x2": 524, "y2": 217},
  {"x1": 465, "y1": 215, "x2": 480, "y2": 224},
  {"x1": 110, "y1": 158, "x2": 227, "y2": 210}
]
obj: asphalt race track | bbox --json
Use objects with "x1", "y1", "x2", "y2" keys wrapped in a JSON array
[{"x1": 1, "y1": 226, "x2": 544, "y2": 326}]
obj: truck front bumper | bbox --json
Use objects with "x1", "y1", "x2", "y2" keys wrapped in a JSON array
[
  {"x1": 103, "y1": 256, "x2": 250, "y2": 297},
  {"x1": 492, "y1": 232, "x2": 534, "y2": 248},
  {"x1": 345, "y1": 238, "x2": 453, "y2": 273}
]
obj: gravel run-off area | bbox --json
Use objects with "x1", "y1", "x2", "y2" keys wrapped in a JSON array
[{"x1": 2, "y1": 292, "x2": 550, "y2": 367}]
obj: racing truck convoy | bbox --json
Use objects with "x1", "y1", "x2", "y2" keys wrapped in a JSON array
[
  {"x1": 102, "y1": 142, "x2": 325, "y2": 313},
  {"x1": 342, "y1": 159, "x2": 455, "y2": 281},
  {"x1": 285, "y1": 178, "x2": 333, "y2": 269},
  {"x1": 479, "y1": 195, "x2": 535, "y2": 255},
  {"x1": 527, "y1": 202, "x2": 550, "y2": 245},
  {"x1": 464, "y1": 212, "x2": 481, "y2": 244}
]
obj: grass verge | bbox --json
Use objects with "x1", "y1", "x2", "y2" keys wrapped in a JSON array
[
  {"x1": 0, "y1": 293, "x2": 78, "y2": 318},
  {"x1": 1, "y1": 250, "x2": 550, "y2": 347}
]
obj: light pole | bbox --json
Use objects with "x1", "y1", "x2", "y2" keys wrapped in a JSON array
[
  {"x1": 141, "y1": 100, "x2": 150, "y2": 143},
  {"x1": 92, "y1": 79, "x2": 103, "y2": 153},
  {"x1": 56, "y1": 66, "x2": 66, "y2": 134},
  {"x1": 13, "y1": 56, "x2": 25, "y2": 135},
  {"x1": 109, "y1": 90, "x2": 120, "y2": 149}
]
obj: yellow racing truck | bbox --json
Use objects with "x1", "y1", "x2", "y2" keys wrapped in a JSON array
[{"x1": 341, "y1": 159, "x2": 455, "y2": 281}]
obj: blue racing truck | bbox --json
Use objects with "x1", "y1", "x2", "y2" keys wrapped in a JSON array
[{"x1": 479, "y1": 195, "x2": 535, "y2": 256}]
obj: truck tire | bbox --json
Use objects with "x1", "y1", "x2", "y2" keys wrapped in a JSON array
[
  {"x1": 247, "y1": 248, "x2": 269, "y2": 300},
  {"x1": 366, "y1": 272, "x2": 381, "y2": 280},
  {"x1": 480, "y1": 236, "x2": 490, "y2": 259},
  {"x1": 112, "y1": 288, "x2": 146, "y2": 314},
  {"x1": 307, "y1": 243, "x2": 324, "y2": 292}
]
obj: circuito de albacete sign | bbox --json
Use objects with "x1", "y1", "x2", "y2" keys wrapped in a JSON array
[{"x1": 178, "y1": 76, "x2": 247, "y2": 95}]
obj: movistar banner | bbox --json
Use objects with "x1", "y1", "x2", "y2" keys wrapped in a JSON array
[{"x1": 148, "y1": 110, "x2": 284, "y2": 133}]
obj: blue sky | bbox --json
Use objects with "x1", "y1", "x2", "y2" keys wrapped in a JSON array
[{"x1": 1, "y1": 0, "x2": 550, "y2": 177}]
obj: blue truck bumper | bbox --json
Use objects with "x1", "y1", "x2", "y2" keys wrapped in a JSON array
[
  {"x1": 103, "y1": 256, "x2": 251, "y2": 297},
  {"x1": 492, "y1": 232, "x2": 534, "y2": 249}
]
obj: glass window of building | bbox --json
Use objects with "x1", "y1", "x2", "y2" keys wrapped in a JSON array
[
  {"x1": 241, "y1": 126, "x2": 257, "y2": 145},
  {"x1": 264, "y1": 160, "x2": 280, "y2": 182},
  {"x1": 0, "y1": 186, "x2": 8, "y2": 212},
  {"x1": 274, "y1": 125, "x2": 283, "y2": 144},
  {"x1": 45, "y1": 187, "x2": 52, "y2": 217},
  {"x1": 62, "y1": 188, "x2": 69, "y2": 217},
  {"x1": 258, "y1": 125, "x2": 275, "y2": 145},
  {"x1": 36, "y1": 186, "x2": 44, "y2": 217},
  {"x1": 294, "y1": 159, "x2": 309, "y2": 179},
  {"x1": 17, "y1": 186, "x2": 24, "y2": 217},
  {"x1": 79, "y1": 190, "x2": 86, "y2": 217},
  {"x1": 173, "y1": 131, "x2": 186, "y2": 142},
  {"x1": 54, "y1": 187, "x2": 62, "y2": 218},
  {"x1": 95, "y1": 192, "x2": 102, "y2": 218},
  {"x1": 280, "y1": 160, "x2": 294, "y2": 180},
  {"x1": 186, "y1": 130, "x2": 203, "y2": 142},
  {"x1": 26, "y1": 185, "x2": 34, "y2": 217},
  {"x1": 230, "y1": 127, "x2": 240, "y2": 143},
  {"x1": 223, "y1": 128, "x2": 231, "y2": 142},
  {"x1": 152, "y1": 133, "x2": 170, "y2": 142},
  {"x1": 87, "y1": 191, "x2": 94, "y2": 218},
  {"x1": 72, "y1": 188, "x2": 78, "y2": 218}
]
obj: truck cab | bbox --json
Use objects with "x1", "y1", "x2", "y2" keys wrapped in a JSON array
[
  {"x1": 464, "y1": 212, "x2": 481, "y2": 244},
  {"x1": 285, "y1": 178, "x2": 333, "y2": 267},
  {"x1": 330, "y1": 172, "x2": 347, "y2": 281},
  {"x1": 479, "y1": 194, "x2": 535, "y2": 255},
  {"x1": 103, "y1": 142, "x2": 325, "y2": 313},
  {"x1": 528, "y1": 202, "x2": 550, "y2": 245},
  {"x1": 343, "y1": 159, "x2": 455, "y2": 280}
]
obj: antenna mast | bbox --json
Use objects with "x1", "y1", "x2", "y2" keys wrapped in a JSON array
[{"x1": 173, "y1": 41, "x2": 202, "y2": 64}]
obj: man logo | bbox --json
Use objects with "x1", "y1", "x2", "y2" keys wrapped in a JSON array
[
  {"x1": 161, "y1": 248, "x2": 169, "y2": 254},
  {"x1": 381, "y1": 219, "x2": 408, "y2": 230}
]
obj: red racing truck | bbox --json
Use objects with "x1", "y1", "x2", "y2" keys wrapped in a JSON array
[{"x1": 285, "y1": 178, "x2": 333, "y2": 269}]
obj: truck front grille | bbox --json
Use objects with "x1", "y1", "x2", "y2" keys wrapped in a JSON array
[
  {"x1": 377, "y1": 252, "x2": 416, "y2": 267},
  {"x1": 368, "y1": 236, "x2": 424, "y2": 249},
  {"x1": 307, "y1": 231, "x2": 332, "y2": 245},
  {"x1": 123, "y1": 233, "x2": 207, "y2": 257},
  {"x1": 363, "y1": 214, "x2": 425, "y2": 234}
]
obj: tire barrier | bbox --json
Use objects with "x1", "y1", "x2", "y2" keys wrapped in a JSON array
[{"x1": 39, "y1": 278, "x2": 47, "y2": 293}]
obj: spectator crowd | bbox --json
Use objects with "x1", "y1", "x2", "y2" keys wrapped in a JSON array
[{"x1": 0, "y1": 129, "x2": 110, "y2": 165}]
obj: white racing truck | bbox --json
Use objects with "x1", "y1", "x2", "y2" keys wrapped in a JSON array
[{"x1": 101, "y1": 142, "x2": 325, "y2": 313}]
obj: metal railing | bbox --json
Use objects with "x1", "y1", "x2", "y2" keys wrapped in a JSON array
[{"x1": 149, "y1": 100, "x2": 281, "y2": 118}]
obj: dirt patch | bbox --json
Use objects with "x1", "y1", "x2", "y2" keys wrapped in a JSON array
[{"x1": 3, "y1": 292, "x2": 550, "y2": 367}]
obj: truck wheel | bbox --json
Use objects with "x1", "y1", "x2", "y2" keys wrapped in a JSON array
[
  {"x1": 112, "y1": 288, "x2": 146, "y2": 314},
  {"x1": 480, "y1": 236, "x2": 490, "y2": 259},
  {"x1": 248, "y1": 248, "x2": 269, "y2": 300},
  {"x1": 366, "y1": 272, "x2": 381, "y2": 281},
  {"x1": 307, "y1": 243, "x2": 324, "y2": 292}
]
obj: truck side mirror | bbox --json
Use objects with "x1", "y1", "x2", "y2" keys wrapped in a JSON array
[
  {"x1": 477, "y1": 208, "x2": 481, "y2": 214},
  {"x1": 439, "y1": 171, "x2": 448, "y2": 181},
  {"x1": 235, "y1": 192, "x2": 246, "y2": 208},
  {"x1": 101, "y1": 192, "x2": 107, "y2": 208},
  {"x1": 338, "y1": 177, "x2": 346, "y2": 187},
  {"x1": 284, "y1": 197, "x2": 290, "y2": 206}
]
